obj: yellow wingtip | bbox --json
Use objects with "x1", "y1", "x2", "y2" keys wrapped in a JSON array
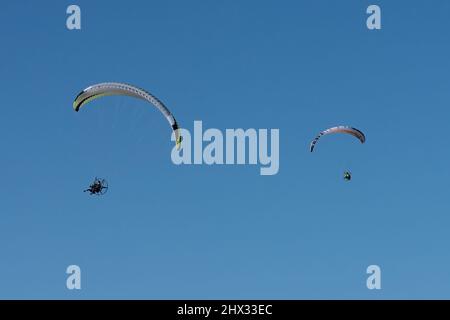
[{"x1": 176, "y1": 136, "x2": 183, "y2": 150}]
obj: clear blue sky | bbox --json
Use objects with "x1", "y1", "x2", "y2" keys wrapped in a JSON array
[{"x1": 1, "y1": 0, "x2": 450, "y2": 299}]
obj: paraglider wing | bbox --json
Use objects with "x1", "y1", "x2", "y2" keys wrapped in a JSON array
[
  {"x1": 310, "y1": 126, "x2": 365, "y2": 152},
  {"x1": 73, "y1": 82, "x2": 182, "y2": 149}
]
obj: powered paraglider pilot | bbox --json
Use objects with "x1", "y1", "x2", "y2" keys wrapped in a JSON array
[
  {"x1": 343, "y1": 171, "x2": 352, "y2": 181},
  {"x1": 84, "y1": 178, "x2": 108, "y2": 195}
]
